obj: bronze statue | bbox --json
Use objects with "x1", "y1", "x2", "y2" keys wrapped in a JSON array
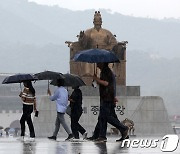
[
  {"x1": 66, "y1": 11, "x2": 127, "y2": 85},
  {"x1": 82, "y1": 11, "x2": 117, "y2": 50}
]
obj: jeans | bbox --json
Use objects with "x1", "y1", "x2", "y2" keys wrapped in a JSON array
[
  {"x1": 53, "y1": 112, "x2": 71, "y2": 137},
  {"x1": 20, "y1": 104, "x2": 35, "y2": 138}
]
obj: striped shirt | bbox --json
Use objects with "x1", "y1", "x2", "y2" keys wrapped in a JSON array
[{"x1": 20, "y1": 87, "x2": 36, "y2": 105}]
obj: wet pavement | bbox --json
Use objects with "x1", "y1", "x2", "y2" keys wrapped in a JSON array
[{"x1": 0, "y1": 136, "x2": 180, "y2": 154}]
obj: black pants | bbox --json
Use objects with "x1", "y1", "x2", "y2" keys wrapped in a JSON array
[
  {"x1": 71, "y1": 108, "x2": 86, "y2": 139},
  {"x1": 20, "y1": 104, "x2": 35, "y2": 138},
  {"x1": 96, "y1": 102, "x2": 127, "y2": 139},
  {"x1": 92, "y1": 118, "x2": 103, "y2": 139}
]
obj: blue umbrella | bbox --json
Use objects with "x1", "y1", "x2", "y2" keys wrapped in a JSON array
[
  {"x1": 73, "y1": 48, "x2": 120, "y2": 63},
  {"x1": 2, "y1": 73, "x2": 37, "y2": 84}
]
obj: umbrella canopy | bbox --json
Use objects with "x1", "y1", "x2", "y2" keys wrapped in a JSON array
[
  {"x1": 50, "y1": 73, "x2": 86, "y2": 87},
  {"x1": 10, "y1": 120, "x2": 20, "y2": 128},
  {"x1": 34, "y1": 71, "x2": 65, "y2": 80},
  {"x1": 73, "y1": 48, "x2": 120, "y2": 63},
  {"x1": 2, "y1": 73, "x2": 37, "y2": 84}
]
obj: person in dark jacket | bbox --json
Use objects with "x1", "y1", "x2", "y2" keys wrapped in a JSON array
[
  {"x1": 69, "y1": 86, "x2": 87, "y2": 139},
  {"x1": 90, "y1": 62, "x2": 128, "y2": 142}
]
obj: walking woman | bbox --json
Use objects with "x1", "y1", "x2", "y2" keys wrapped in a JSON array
[
  {"x1": 69, "y1": 86, "x2": 87, "y2": 139},
  {"x1": 19, "y1": 81, "x2": 37, "y2": 141}
]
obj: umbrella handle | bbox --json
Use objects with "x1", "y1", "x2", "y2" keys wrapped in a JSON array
[
  {"x1": 20, "y1": 83, "x2": 22, "y2": 92},
  {"x1": 93, "y1": 63, "x2": 95, "y2": 75},
  {"x1": 94, "y1": 63, "x2": 97, "y2": 75},
  {"x1": 47, "y1": 80, "x2": 49, "y2": 95},
  {"x1": 95, "y1": 63, "x2": 97, "y2": 74}
]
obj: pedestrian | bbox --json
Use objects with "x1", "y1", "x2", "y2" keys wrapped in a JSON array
[
  {"x1": 19, "y1": 81, "x2": 37, "y2": 142},
  {"x1": 47, "y1": 79, "x2": 74, "y2": 141},
  {"x1": 69, "y1": 86, "x2": 87, "y2": 139},
  {"x1": 91, "y1": 62, "x2": 128, "y2": 142}
]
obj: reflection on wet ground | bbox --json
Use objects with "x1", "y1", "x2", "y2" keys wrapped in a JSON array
[{"x1": 0, "y1": 137, "x2": 180, "y2": 154}]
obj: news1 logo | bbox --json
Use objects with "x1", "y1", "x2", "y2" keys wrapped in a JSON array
[
  {"x1": 160, "y1": 135, "x2": 179, "y2": 152},
  {"x1": 121, "y1": 134, "x2": 179, "y2": 152}
]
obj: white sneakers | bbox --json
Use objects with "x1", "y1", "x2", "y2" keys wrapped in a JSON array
[
  {"x1": 17, "y1": 136, "x2": 35, "y2": 142},
  {"x1": 28, "y1": 137, "x2": 35, "y2": 142}
]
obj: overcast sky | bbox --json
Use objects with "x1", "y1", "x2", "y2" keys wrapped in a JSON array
[{"x1": 29, "y1": 0, "x2": 180, "y2": 19}]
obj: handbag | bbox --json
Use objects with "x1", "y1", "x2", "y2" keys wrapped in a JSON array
[{"x1": 66, "y1": 105, "x2": 71, "y2": 116}]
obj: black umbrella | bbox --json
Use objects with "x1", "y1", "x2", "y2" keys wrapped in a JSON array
[
  {"x1": 2, "y1": 73, "x2": 37, "y2": 84},
  {"x1": 50, "y1": 73, "x2": 86, "y2": 87},
  {"x1": 34, "y1": 70, "x2": 65, "y2": 90},
  {"x1": 2, "y1": 73, "x2": 37, "y2": 90},
  {"x1": 73, "y1": 48, "x2": 120, "y2": 63},
  {"x1": 34, "y1": 71, "x2": 64, "y2": 80}
]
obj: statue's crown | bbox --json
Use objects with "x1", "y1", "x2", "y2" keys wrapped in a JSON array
[{"x1": 93, "y1": 11, "x2": 102, "y2": 23}]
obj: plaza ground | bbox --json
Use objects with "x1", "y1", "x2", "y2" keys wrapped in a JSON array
[{"x1": 0, "y1": 136, "x2": 180, "y2": 154}]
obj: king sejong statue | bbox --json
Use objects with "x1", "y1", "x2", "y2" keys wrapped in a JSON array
[{"x1": 66, "y1": 11, "x2": 127, "y2": 86}]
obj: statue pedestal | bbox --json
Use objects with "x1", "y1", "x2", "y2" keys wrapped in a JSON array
[{"x1": 33, "y1": 95, "x2": 173, "y2": 137}]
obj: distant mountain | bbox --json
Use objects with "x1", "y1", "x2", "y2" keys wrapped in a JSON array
[
  {"x1": 0, "y1": 42, "x2": 69, "y2": 73},
  {"x1": 0, "y1": 0, "x2": 180, "y2": 58},
  {"x1": 0, "y1": 0, "x2": 180, "y2": 115},
  {"x1": 127, "y1": 50, "x2": 180, "y2": 115}
]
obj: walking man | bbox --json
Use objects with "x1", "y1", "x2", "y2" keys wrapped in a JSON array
[
  {"x1": 92, "y1": 62, "x2": 128, "y2": 142},
  {"x1": 47, "y1": 79, "x2": 74, "y2": 141}
]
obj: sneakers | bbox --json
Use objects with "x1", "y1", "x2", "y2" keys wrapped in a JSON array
[
  {"x1": 16, "y1": 136, "x2": 24, "y2": 142},
  {"x1": 94, "y1": 137, "x2": 107, "y2": 142},
  {"x1": 48, "y1": 136, "x2": 56, "y2": 141},
  {"x1": 116, "y1": 135, "x2": 129, "y2": 142},
  {"x1": 29, "y1": 137, "x2": 35, "y2": 142},
  {"x1": 122, "y1": 127, "x2": 129, "y2": 139},
  {"x1": 82, "y1": 132, "x2": 88, "y2": 140},
  {"x1": 116, "y1": 127, "x2": 129, "y2": 142},
  {"x1": 65, "y1": 134, "x2": 74, "y2": 141},
  {"x1": 86, "y1": 136, "x2": 96, "y2": 141}
]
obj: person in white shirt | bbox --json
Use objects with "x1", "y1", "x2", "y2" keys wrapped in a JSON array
[{"x1": 47, "y1": 79, "x2": 74, "y2": 141}]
